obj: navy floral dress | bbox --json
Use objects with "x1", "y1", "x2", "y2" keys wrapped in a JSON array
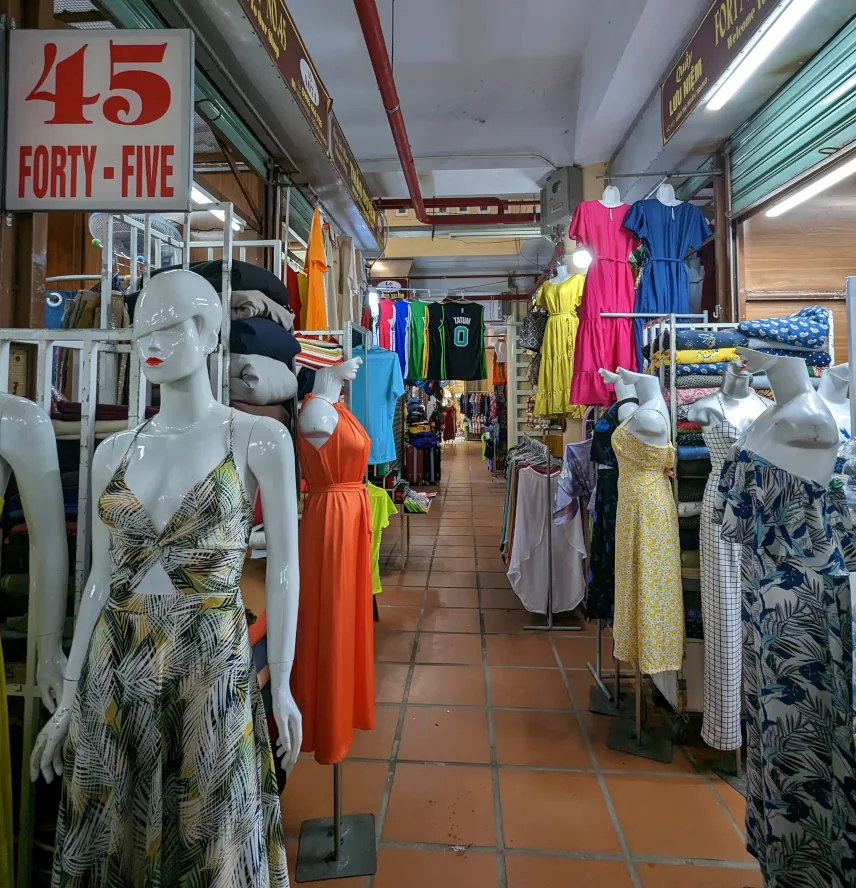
[
  {"x1": 587, "y1": 399, "x2": 637, "y2": 620},
  {"x1": 714, "y1": 448, "x2": 856, "y2": 888}
]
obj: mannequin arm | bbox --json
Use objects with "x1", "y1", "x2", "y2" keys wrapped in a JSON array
[
  {"x1": 0, "y1": 398, "x2": 69, "y2": 711},
  {"x1": 247, "y1": 416, "x2": 301, "y2": 769}
]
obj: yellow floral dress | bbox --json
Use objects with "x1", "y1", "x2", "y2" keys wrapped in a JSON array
[
  {"x1": 534, "y1": 275, "x2": 585, "y2": 418},
  {"x1": 612, "y1": 424, "x2": 684, "y2": 674}
]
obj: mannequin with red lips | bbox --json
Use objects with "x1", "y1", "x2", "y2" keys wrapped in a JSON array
[{"x1": 30, "y1": 269, "x2": 302, "y2": 782}]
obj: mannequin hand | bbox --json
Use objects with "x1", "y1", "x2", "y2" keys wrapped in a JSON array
[
  {"x1": 270, "y1": 667, "x2": 302, "y2": 773},
  {"x1": 29, "y1": 682, "x2": 76, "y2": 783},
  {"x1": 36, "y1": 642, "x2": 68, "y2": 713}
]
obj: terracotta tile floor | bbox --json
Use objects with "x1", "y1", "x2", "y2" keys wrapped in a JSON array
[{"x1": 281, "y1": 443, "x2": 761, "y2": 887}]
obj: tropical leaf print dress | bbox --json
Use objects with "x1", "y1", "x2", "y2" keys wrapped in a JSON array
[
  {"x1": 715, "y1": 448, "x2": 856, "y2": 888},
  {"x1": 52, "y1": 415, "x2": 290, "y2": 887}
]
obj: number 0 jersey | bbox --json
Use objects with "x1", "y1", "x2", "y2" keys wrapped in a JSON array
[{"x1": 442, "y1": 301, "x2": 486, "y2": 381}]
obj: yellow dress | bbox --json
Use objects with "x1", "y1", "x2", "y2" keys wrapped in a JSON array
[
  {"x1": 0, "y1": 495, "x2": 12, "y2": 888},
  {"x1": 534, "y1": 275, "x2": 585, "y2": 418},
  {"x1": 611, "y1": 425, "x2": 684, "y2": 674}
]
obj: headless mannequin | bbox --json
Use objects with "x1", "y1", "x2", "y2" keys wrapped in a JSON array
[
  {"x1": 687, "y1": 359, "x2": 770, "y2": 432},
  {"x1": 0, "y1": 395, "x2": 69, "y2": 711},
  {"x1": 598, "y1": 368, "x2": 638, "y2": 422},
  {"x1": 615, "y1": 368, "x2": 670, "y2": 446},
  {"x1": 735, "y1": 347, "x2": 839, "y2": 486},
  {"x1": 298, "y1": 359, "x2": 362, "y2": 447},
  {"x1": 31, "y1": 269, "x2": 302, "y2": 783},
  {"x1": 600, "y1": 185, "x2": 623, "y2": 208},
  {"x1": 656, "y1": 183, "x2": 682, "y2": 207},
  {"x1": 817, "y1": 363, "x2": 851, "y2": 438},
  {"x1": 550, "y1": 262, "x2": 571, "y2": 284}
]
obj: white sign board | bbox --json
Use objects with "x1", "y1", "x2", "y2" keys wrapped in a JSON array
[{"x1": 5, "y1": 29, "x2": 194, "y2": 211}]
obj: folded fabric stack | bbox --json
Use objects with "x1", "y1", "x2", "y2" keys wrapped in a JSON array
[
  {"x1": 229, "y1": 354, "x2": 297, "y2": 406},
  {"x1": 294, "y1": 336, "x2": 344, "y2": 371},
  {"x1": 738, "y1": 306, "x2": 831, "y2": 362}
]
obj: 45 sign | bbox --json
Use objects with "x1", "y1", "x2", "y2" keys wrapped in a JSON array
[{"x1": 5, "y1": 29, "x2": 194, "y2": 211}]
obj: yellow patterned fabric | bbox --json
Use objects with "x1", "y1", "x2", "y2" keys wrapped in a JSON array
[
  {"x1": 612, "y1": 424, "x2": 684, "y2": 673},
  {"x1": 650, "y1": 347, "x2": 738, "y2": 368},
  {"x1": 0, "y1": 497, "x2": 12, "y2": 888},
  {"x1": 534, "y1": 275, "x2": 586, "y2": 418}
]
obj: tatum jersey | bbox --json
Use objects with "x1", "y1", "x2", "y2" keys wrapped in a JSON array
[{"x1": 442, "y1": 301, "x2": 486, "y2": 381}]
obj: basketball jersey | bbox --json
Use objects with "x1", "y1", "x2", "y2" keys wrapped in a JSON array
[
  {"x1": 442, "y1": 301, "x2": 486, "y2": 381},
  {"x1": 407, "y1": 301, "x2": 429, "y2": 380},
  {"x1": 378, "y1": 299, "x2": 396, "y2": 351},
  {"x1": 393, "y1": 301, "x2": 410, "y2": 378},
  {"x1": 426, "y1": 303, "x2": 446, "y2": 380}
]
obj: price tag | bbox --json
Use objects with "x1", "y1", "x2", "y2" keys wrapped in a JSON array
[{"x1": 5, "y1": 29, "x2": 194, "y2": 211}]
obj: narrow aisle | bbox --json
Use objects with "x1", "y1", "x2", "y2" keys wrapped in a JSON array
[{"x1": 282, "y1": 443, "x2": 760, "y2": 888}]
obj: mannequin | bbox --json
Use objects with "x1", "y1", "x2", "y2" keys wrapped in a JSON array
[
  {"x1": 550, "y1": 262, "x2": 571, "y2": 284},
  {"x1": 598, "y1": 369, "x2": 638, "y2": 422},
  {"x1": 298, "y1": 358, "x2": 362, "y2": 446},
  {"x1": 735, "y1": 347, "x2": 839, "y2": 485},
  {"x1": 0, "y1": 395, "x2": 69, "y2": 710},
  {"x1": 687, "y1": 358, "x2": 770, "y2": 432},
  {"x1": 600, "y1": 184, "x2": 622, "y2": 207},
  {"x1": 615, "y1": 367, "x2": 670, "y2": 445},
  {"x1": 656, "y1": 183, "x2": 682, "y2": 206},
  {"x1": 817, "y1": 363, "x2": 850, "y2": 438},
  {"x1": 31, "y1": 269, "x2": 297, "y2": 884}
]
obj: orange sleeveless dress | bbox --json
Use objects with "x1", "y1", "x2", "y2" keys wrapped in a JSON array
[{"x1": 292, "y1": 395, "x2": 374, "y2": 764}]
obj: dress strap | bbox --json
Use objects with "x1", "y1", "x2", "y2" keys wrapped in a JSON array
[
  {"x1": 228, "y1": 408, "x2": 235, "y2": 455},
  {"x1": 116, "y1": 417, "x2": 154, "y2": 472}
]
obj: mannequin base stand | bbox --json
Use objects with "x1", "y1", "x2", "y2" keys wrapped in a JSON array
[
  {"x1": 295, "y1": 764, "x2": 378, "y2": 882},
  {"x1": 712, "y1": 748, "x2": 747, "y2": 797},
  {"x1": 606, "y1": 665, "x2": 673, "y2": 763},
  {"x1": 587, "y1": 621, "x2": 635, "y2": 716}
]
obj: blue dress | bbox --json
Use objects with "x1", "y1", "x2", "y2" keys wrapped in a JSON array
[
  {"x1": 392, "y1": 301, "x2": 410, "y2": 378},
  {"x1": 623, "y1": 200, "x2": 711, "y2": 371},
  {"x1": 714, "y1": 449, "x2": 856, "y2": 888}
]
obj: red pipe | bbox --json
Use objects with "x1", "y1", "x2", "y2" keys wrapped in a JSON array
[
  {"x1": 352, "y1": 0, "x2": 540, "y2": 228},
  {"x1": 378, "y1": 197, "x2": 538, "y2": 211}
]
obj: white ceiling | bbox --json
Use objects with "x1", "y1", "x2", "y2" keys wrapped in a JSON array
[{"x1": 285, "y1": 0, "x2": 712, "y2": 197}]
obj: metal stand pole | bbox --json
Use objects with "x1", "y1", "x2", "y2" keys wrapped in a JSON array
[
  {"x1": 606, "y1": 659, "x2": 673, "y2": 763},
  {"x1": 586, "y1": 620, "x2": 634, "y2": 716},
  {"x1": 295, "y1": 764, "x2": 378, "y2": 882}
]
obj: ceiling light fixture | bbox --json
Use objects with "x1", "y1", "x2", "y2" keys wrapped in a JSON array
[
  {"x1": 572, "y1": 249, "x2": 592, "y2": 269},
  {"x1": 191, "y1": 185, "x2": 244, "y2": 231},
  {"x1": 823, "y1": 72, "x2": 856, "y2": 105},
  {"x1": 705, "y1": 0, "x2": 817, "y2": 111},
  {"x1": 765, "y1": 155, "x2": 856, "y2": 217}
]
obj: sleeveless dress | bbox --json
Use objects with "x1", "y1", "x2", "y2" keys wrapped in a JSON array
[
  {"x1": 53, "y1": 414, "x2": 289, "y2": 887},
  {"x1": 292, "y1": 396, "x2": 373, "y2": 765},
  {"x1": 700, "y1": 420, "x2": 743, "y2": 750},
  {"x1": 612, "y1": 423, "x2": 684, "y2": 674}
]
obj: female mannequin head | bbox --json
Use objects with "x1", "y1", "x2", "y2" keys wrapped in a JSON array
[{"x1": 133, "y1": 270, "x2": 222, "y2": 385}]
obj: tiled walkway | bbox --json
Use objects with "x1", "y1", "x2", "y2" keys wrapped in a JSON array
[{"x1": 280, "y1": 443, "x2": 761, "y2": 887}]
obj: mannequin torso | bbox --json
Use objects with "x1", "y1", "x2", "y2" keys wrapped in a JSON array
[
  {"x1": 599, "y1": 185, "x2": 622, "y2": 208},
  {"x1": 817, "y1": 364, "x2": 850, "y2": 438},
  {"x1": 616, "y1": 368, "x2": 670, "y2": 446},
  {"x1": 687, "y1": 360, "x2": 770, "y2": 433},
  {"x1": 656, "y1": 183, "x2": 682, "y2": 207},
  {"x1": 550, "y1": 263, "x2": 571, "y2": 284},
  {"x1": 736, "y1": 348, "x2": 839, "y2": 485},
  {"x1": 298, "y1": 359, "x2": 362, "y2": 448}
]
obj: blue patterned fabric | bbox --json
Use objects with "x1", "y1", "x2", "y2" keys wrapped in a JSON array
[
  {"x1": 714, "y1": 449, "x2": 856, "y2": 887},
  {"x1": 671, "y1": 362, "x2": 732, "y2": 377},
  {"x1": 677, "y1": 444, "x2": 710, "y2": 461},
  {"x1": 753, "y1": 347, "x2": 831, "y2": 366},
  {"x1": 738, "y1": 306, "x2": 830, "y2": 347},
  {"x1": 642, "y1": 328, "x2": 747, "y2": 359}
]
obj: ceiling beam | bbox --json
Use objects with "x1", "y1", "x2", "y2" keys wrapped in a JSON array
[{"x1": 55, "y1": 11, "x2": 108, "y2": 24}]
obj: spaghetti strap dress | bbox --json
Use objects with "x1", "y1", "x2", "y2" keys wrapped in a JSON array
[
  {"x1": 53, "y1": 413, "x2": 289, "y2": 887},
  {"x1": 292, "y1": 395, "x2": 374, "y2": 765}
]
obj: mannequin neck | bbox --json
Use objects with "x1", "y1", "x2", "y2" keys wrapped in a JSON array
[
  {"x1": 767, "y1": 359, "x2": 814, "y2": 404},
  {"x1": 599, "y1": 185, "x2": 622, "y2": 208},
  {"x1": 551, "y1": 263, "x2": 570, "y2": 283},
  {"x1": 634, "y1": 375, "x2": 662, "y2": 406},
  {"x1": 656, "y1": 184, "x2": 681, "y2": 207},
  {"x1": 313, "y1": 367, "x2": 345, "y2": 404},
  {"x1": 720, "y1": 371, "x2": 752, "y2": 399},
  {"x1": 818, "y1": 369, "x2": 848, "y2": 404},
  {"x1": 154, "y1": 363, "x2": 219, "y2": 432}
]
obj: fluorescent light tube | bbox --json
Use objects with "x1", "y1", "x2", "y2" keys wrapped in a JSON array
[
  {"x1": 823, "y1": 72, "x2": 856, "y2": 106},
  {"x1": 191, "y1": 184, "x2": 243, "y2": 230},
  {"x1": 706, "y1": 0, "x2": 817, "y2": 111},
  {"x1": 765, "y1": 155, "x2": 856, "y2": 217}
]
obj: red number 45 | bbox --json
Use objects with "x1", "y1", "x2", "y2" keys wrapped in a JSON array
[{"x1": 26, "y1": 40, "x2": 172, "y2": 126}]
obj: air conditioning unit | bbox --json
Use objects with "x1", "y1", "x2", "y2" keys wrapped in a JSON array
[{"x1": 540, "y1": 166, "x2": 583, "y2": 234}]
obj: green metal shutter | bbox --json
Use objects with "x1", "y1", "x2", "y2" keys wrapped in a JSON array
[{"x1": 730, "y1": 15, "x2": 856, "y2": 216}]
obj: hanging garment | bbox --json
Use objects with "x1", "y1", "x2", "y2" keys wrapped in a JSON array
[
  {"x1": 568, "y1": 201, "x2": 639, "y2": 406},
  {"x1": 623, "y1": 200, "x2": 712, "y2": 371},
  {"x1": 554, "y1": 439, "x2": 596, "y2": 526},
  {"x1": 442, "y1": 406, "x2": 457, "y2": 442},
  {"x1": 492, "y1": 349, "x2": 507, "y2": 385},
  {"x1": 378, "y1": 298, "x2": 396, "y2": 351},
  {"x1": 298, "y1": 272, "x2": 309, "y2": 329},
  {"x1": 700, "y1": 419, "x2": 743, "y2": 751},
  {"x1": 612, "y1": 422, "x2": 684, "y2": 673},
  {"x1": 587, "y1": 400, "x2": 636, "y2": 619},
  {"x1": 293, "y1": 398, "x2": 373, "y2": 765},
  {"x1": 287, "y1": 265, "x2": 302, "y2": 332},
  {"x1": 507, "y1": 466, "x2": 586, "y2": 614},
  {"x1": 715, "y1": 449, "x2": 856, "y2": 888},
  {"x1": 54, "y1": 417, "x2": 289, "y2": 886},
  {"x1": 368, "y1": 482, "x2": 397, "y2": 596},
  {"x1": 442, "y1": 301, "x2": 487, "y2": 381},
  {"x1": 304, "y1": 206, "x2": 328, "y2": 330},
  {"x1": 407, "y1": 301, "x2": 430, "y2": 380},
  {"x1": 533, "y1": 275, "x2": 585, "y2": 417},
  {"x1": 339, "y1": 236, "x2": 359, "y2": 326},
  {"x1": 393, "y1": 301, "x2": 411, "y2": 379},
  {"x1": 426, "y1": 302, "x2": 446, "y2": 380},
  {"x1": 351, "y1": 346, "x2": 406, "y2": 464},
  {"x1": 323, "y1": 226, "x2": 341, "y2": 331}
]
